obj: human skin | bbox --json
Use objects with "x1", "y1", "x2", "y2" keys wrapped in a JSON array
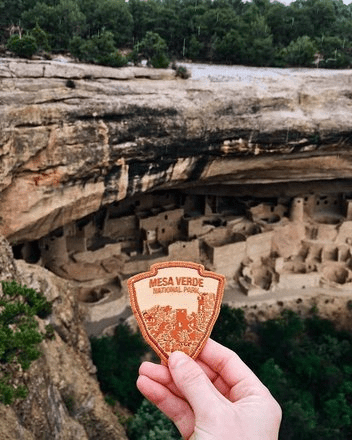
[{"x1": 137, "y1": 338, "x2": 282, "y2": 440}]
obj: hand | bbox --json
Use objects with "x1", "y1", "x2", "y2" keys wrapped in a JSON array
[{"x1": 137, "y1": 338, "x2": 282, "y2": 440}]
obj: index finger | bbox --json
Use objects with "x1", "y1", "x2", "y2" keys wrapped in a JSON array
[{"x1": 199, "y1": 338, "x2": 267, "y2": 392}]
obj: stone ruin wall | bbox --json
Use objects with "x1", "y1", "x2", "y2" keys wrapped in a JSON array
[{"x1": 11, "y1": 187, "x2": 352, "y2": 336}]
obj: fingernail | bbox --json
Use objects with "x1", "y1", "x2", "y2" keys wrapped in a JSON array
[{"x1": 168, "y1": 351, "x2": 189, "y2": 368}]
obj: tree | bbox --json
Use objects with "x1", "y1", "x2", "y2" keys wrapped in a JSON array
[
  {"x1": 241, "y1": 13, "x2": 274, "y2": 65},
  {"x1": 127, "y1": 399, "x2": 180, "y2": 440},
  {"x1": 0, "y1": 280, "x2": 53, "y2": 404},
  {"x1": 21, "y1": 0, "x2": 86, "y2": 50},
  {"x1": 306, "y1": 0, "x2": 336, "y2": 37},
  {"x1": 0, "y1": 0, "x2": 26, "y2": 29},
  {"x1": 90, "y1": 323, "x2": 149, "y2": 412},
  {"x1": 7, "y1": 34, "x2": 38, "y2": 58},
  {"x1": 283, "y1": 35, "x2": 317, "y2": 66},
  {"x1": 211, "y1": 305, "x2": 246, "y2": 347},
  {"x1": 199, "y1": 7, "x2": 242, "y2": 40},
  {"x1": 187, "y1": 34, "x2": 204, "y2": 59},
  {"x1": 128, "y1": 0, "x2": 161, "y2": 44},
  {"x1": 21, "y1": 2, "x2": 57, "y2": 36},
  {"x1": 79, "y1": 0, "x2": 133, "y2": 45},
  {"x1": 70, "y1": 31, "x2": 127, "y2": 67},
  {"x1": 316, "y1": 35, "x2": 351, "y2": 68},
  {"x1": 30, "y1": 23, "x2": 51, "y2": 52},
  {"x1": 133, "y1": 31, "x2": 170, "y2": 68},
  {"x1": 91, "y1": 305, "x2": 352, "y2": 440},
  {"x1": 1, "y1": 0, "x2": 349, "y2": 67},
  {"x1": 286, "y1": 1, "x2": 315, "y2": 41},
  {"x1": 266, "y1": 2, "x2": 292, "y2": 47}
]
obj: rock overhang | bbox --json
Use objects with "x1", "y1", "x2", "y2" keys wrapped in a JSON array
[{"x1": 2, "y1": 59, "x2": 352, "y2": 242}]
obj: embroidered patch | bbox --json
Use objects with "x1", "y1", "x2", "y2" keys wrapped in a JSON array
[{"x1": 128, "y1": 261, "x2": 225, "y2": 363}]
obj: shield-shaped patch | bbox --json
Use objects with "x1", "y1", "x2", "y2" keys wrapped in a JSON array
[{"x1": 128, "y1": 261, "x2": 225, "y2": 363}]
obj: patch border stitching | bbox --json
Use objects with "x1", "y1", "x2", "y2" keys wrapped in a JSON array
[{"x1": 128, "y1": 261, "x2": 225, "y2": 363}]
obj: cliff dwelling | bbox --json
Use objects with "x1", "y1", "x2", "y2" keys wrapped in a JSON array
[
  {"x1": 11, "y1": 183, "x2": 352, "y2": 335},
  {"x1": 3, "y1": 59, "x2": 352, "y2": 337}
]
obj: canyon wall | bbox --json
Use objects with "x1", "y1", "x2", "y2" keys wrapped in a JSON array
[
  {"x1": 0, "y1": 235, "x2": 128, "y2": 440},
  {"x1": 1, "y1": 59, "x2": 352, "y2": 243},
  {"x1": 1, "y1": 60, "x2": 352, "y2": 433}
]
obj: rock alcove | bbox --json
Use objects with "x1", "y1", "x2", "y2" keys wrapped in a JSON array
[
  {"x1": 10, "y1": 183, "x2": 352, "y2": 335},
  {"x1": 3, "y1": 59, "x2": 352, "y2": 334}
]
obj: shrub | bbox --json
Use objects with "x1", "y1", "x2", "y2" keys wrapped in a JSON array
[
  {"x1": 92, "y1": 306, "x2": 352, "y2": 439},
  {"x1": 90, "y1": 323, "x2": 149, "y2": 412},
  {"x1": 283, "y1": 35, "x2": 317, "y2": 67},
  {"x1": 211, "y1": 304, "x2": 247, "y2": 348},
  {"x1": 0, "y1": 280, "x2": 53, "y2": 404},
  {"x1": 69, "y1": 31, "x2": 127, "y2": 67},
  {"x1": 150, "y1": 52, "x2": 170, "y2": 68},
  {"x1": 30, "y1": 24, "x2": 50, "y2": 52},
  {"x1": 187, "y1": 34, "x2": 204, "y2": 59},
  {"x1": 132, "y1": 31, "x2": 170, "y2": 68},
  {"x1": 211, "y1": 306, "x2": 352, "y2": 439},
  {"x1": 315, "y1": 36, "x2": 351, "y2": 68},
  {"x1": 322, "y1": 51, "x2": 351, "y2": 69},
  {"x1": 7, "y1": 34, "x2": 38, "y2": 58},
  {"x1": 174, "y1": 65, "x2": 191, "y2": 79},
  {"x1": 99, "y1": 50, "x2": 128, "y2": 68},
  {"x1": 127, "y1": 399, "x2": 181, "y2": 440}
]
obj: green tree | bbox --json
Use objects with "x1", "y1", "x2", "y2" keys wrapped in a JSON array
[
  {"x1": 79, "y1": 0, "x2": 133, "y2": 45},
  {"x1": 241, "y1": 13, "x2": 274, "y2": 65},
  {"x1": 70, "y1": 30, "x2": 127, "y2": 67},
  {"x1": 0, "y1": 0, "x2": 33, "y2": 30},
  {"x1": 91, "y1": 306, "x2": 352, "y2": 440},
  {"x1": 21, "y1": 2, "x2": 57, "y2": 37},
  {"x1": 55, "y1": 0, "x2": 86, "y2": 47},
  {"x1": 283, "y1": 35, "x2": 317, "y2": 66},
  {"x1": 133, "y1": 31, "x2": 170, "y2": 68},
  {"x1": 187, "y1": 34, "x2": 204, "y2": 59},
  {"x1": 287, "y1": 0, "x2": 315, "y2": 40},
  {"x1": 211, "y1": 304, "x2": 246, "y2": 346},
  {"x1": 0, "y1": 280, "x2": 53, "y2": 404},
  {"x1": 306, "y1": 0, "x2": 336, "y2": 37},
  {"x1": 30, "y1": 23, "x2": 51, "y2": 52},
  {"x1": 199, "y1": 7, "x2": 242, "y2": 41},
  {"x1": 196, "y1": 6, "x2": 246, "y2": 61},
  {"x1": 127, "y1": 399, "x2": 181, "y2": 440},
  {"x1": 266, "y1": 2, "x2": 292, "y2": 47},
  {"x1": 128, "y1": 0, "x2": 161, "y2": 44},
  {"x1": 178, "y1": 1, "x2": 208, "y2": 54},
  {"x1": 147, "y1": 2, "x2": 183, "y2": 55},
  {"x1": 316, "y1": 35, "x2": 351, "y2": 67},
  {"x1": 7, "y1": 34, "x2": 38, "y2": 58},
  {"x1": 21, "y1": 0, "x2": 86, "y2": 50},
  {"x1": 90, "y1": 323, "x2": 149, "y2": 412},
  {"x1": 213, "y1": 28, "x2": 245, "y2": 63}
]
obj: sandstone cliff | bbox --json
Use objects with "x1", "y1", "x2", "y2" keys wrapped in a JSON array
[
  {"x1": 0, "y1": 235, "x2": 128, "y2": 440},
  {"x1": 1, "y1": 60, "x2": 352, "y2": 435},
  {"x1": 1, "y1": 59, "x2": 352, "y2": 243}
]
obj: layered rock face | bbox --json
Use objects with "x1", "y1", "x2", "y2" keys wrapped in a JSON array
[
  {"x1": 0, "y1": 235, "x2": 128, "y2": 439},
  {"x1": 1, "y1": 59, "x2": 352, "y2": 243},
  {"x1": 1, "y1": 59, "x2": 352, "y2": 434}
]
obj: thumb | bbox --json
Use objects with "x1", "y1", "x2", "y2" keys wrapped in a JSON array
[{"x1": 168, "y1": 351, "x2": 218, "y2": 417}]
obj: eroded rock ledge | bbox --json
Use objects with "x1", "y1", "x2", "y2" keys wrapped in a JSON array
[
  {"x1": 0, "y1": 235, "x2": 128, "y2": 440},
  {"x1": 1, "y1": 59, "x2": 352, "y2": 242}
]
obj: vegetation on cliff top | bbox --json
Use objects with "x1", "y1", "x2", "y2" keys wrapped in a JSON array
[
  {"x1": 1, "y1": 0, "x2": 352, "y2": 68},
  {"x1": 0, "y1": 280, "x2": 53, "y2": 405},
  {"x1": 91, "y1": 304, "x2": 352, "y2": 439}
]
